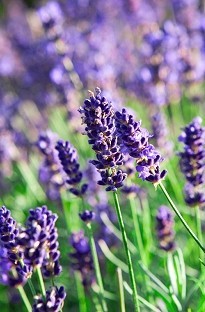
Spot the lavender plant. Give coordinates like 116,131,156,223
79,87,127,192
55,139,87,197
32,286,66,312
80,88,140,312
37,131,65,201
2,1,205,311
115,108,167,184
70,231,94,288
19,206,62,278
178,117,205,207
156,206,175,252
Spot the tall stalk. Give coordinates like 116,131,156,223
159,182,205,253
36,266,46,297
86,222,108,312
18,285,32,312
113,191,140,312
195,207,204,271
117,268,126,312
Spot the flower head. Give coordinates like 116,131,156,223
115,108,167,184
55,140,87,196
156,206,175,252
70,231,94,287
33,286,66,312
178,117,205,207
19,206,62,277
0,206,29,287
37,131,65,200
79,88,127,191
79,210,95,223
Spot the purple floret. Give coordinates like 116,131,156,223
79,210,95,223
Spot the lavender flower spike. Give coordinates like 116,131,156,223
79,88,127,191
156,206,175,252
178,117,205,207
33,286,66,312
19,206,62,278
70,231,94,288
0,206,28,287
55,140,87,196
115,108,167,184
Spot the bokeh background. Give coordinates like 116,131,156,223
0,0,205,311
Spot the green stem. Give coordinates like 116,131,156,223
117,268,126,312
100,211,136,254
28,279,36,297
75,271,87,312
18,259,36,296
129,197,153,301
195,207,204,272
18,286,32,312
36,266,46,297
113,191,140,312
129,197,147,265
141,196,153,258
86,223,108,312
98,239,128,273
159,182,205,253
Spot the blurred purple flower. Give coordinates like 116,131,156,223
156,206,175,252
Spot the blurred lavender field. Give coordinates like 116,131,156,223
0,0,205,311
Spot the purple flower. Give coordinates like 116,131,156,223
178,117,205,207
79,88,127,191
32,286,66,312
115,108,167,184
55,140,87,196
37,131,65,200
150,111,173,156
0,207,29,287
0,206,19,250
79,210,95,223
19,206,62,278
156,206,175,252
38,1,63,33
70,231,94,287
95,203,118,250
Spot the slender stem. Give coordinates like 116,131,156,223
113,191,140,312
28,279,36,296
195,207,205,279
92,291,103,312
100,211,136,254
86,223,108,312
129,197,147,265
117,268,126,312
196,207,204,260
159,182,205,253
75,271,87,312
18,286,32,312
141,197,153,259
129,197,153,301
18,258,36,296
98,239,128,273
36,266,46,297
